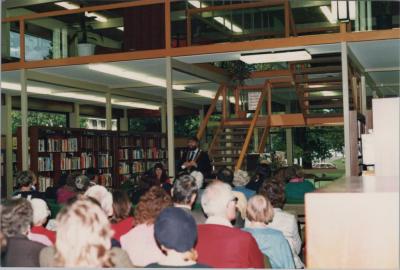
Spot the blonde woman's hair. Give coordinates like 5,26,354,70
54,197,114,268
246,195,274,224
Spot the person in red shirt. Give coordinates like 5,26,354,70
195,180,265,268
110,190,135,242
29,198,56,244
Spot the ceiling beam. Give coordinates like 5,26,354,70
171,59,230,85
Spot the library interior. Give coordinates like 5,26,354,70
0,0,399,269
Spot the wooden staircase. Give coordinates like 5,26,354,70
291,54,353,122
197,82,272,171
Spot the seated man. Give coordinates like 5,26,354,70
195,181,264,268
178,137,212,178
172,174,206,224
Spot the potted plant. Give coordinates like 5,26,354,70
70,13,97,56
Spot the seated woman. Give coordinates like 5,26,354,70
39,197,133,268
283,165,315,204
147,207,209,268
243,195,295,269
152,163,172,193
121,186,172,267
110,190,135,241
56,173,77,204
29,198,56,245
13,171,44,199
1,198,45,267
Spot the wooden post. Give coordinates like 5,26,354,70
235,89,267,171
196,85,224,140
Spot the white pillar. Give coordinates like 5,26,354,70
361,75,367,116
285,104,293,165
120,109,128,131
160,103,167,133
367,0,372,31
69,102,80,128
5,94,13,197
341,42,351,176
106,92,112,130
166,57,175,177
21,69,29,170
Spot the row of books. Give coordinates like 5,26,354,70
147,147,167,160
98,154,113,168
38,176,53,192
38,155,54,172
118,149,129,160
38,138,78,153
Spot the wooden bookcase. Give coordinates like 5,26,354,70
17,126,167,191
117,131,167,184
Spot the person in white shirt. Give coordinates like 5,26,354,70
259,179,304,268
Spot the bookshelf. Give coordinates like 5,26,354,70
117,132,167,184
17,127,167,191
1,135,18,197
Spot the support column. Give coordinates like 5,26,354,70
21,69,29,170
341,42,351,176
285,104,293,165
361,75,367,116
198,107,205,145
69,102,80,128
5,94,13,197
166,57,175,177
106,92,112,130
160,103,167,134
120,109,128,131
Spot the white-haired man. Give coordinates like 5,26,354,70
195,181,264,268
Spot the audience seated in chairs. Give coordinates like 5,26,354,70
259,178,304,268
120,186,172,267
195,180,265,268
243,195,295,269
1,198,45,267
39,197,133,268
147,207,209,268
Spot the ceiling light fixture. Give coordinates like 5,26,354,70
240,50,312,64
320,6,337,24
55,1,79,9
88,64,186,91
188,0,243,33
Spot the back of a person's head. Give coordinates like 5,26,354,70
135,186,172,225
111,190,132,223
216,167,234,186
29,198,50,226
172,174,198,205
258,178,285,209
190,170,204,189
74,174,90,191
233,170,250,187
201,181,233,217
0,198,33,237
55,197,113,267
246,195,274,224
154,207,198,260
293,164,304,178
16,170,34,189
84,185,113,217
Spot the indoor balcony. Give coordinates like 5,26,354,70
1,0,399,70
